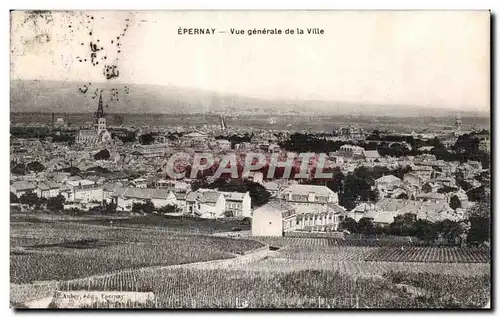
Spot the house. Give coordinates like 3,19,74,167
112,187,178,212
247,171,264,184
348,202,377,222
35,181,62,199
262,181,279,197
375,198,456,223
220,191,252,218
337,145,365,159
281,184,339,214
185,189,226,219
11,181,36,198
416,192,447,204
251,200,297,236
129,177,148,188
363,150,382,163
136,143,169,158
403,173,424,188
102,182,124,203
65,179,103,203
375,175,403,198
216,139,231,150
296,203,345,232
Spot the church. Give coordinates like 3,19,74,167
75,93,112,145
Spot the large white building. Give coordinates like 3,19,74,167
65,179,103,203
252,200,297,236
111,187,178,212
186,189,226,219
281,184,339,214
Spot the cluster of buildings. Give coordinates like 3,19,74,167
10,99,490,237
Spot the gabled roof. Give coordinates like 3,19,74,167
186,189,222,204
376,175,402,184
11,181,35,191
220,191,247,202
254,199,296,215
283,184,334,196
111,187,173,200
364,150,381,158
184,132,208,138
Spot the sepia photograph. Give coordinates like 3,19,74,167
9,10,491,309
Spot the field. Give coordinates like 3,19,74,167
10,216,491,309
10,218,263,284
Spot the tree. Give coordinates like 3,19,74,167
27,161,45,173
223,210,234,218
139,133,155,145
19,192,42,208
103,201,117,214
158,204,178,214
132,200,155,214
94,149,111,161
413,219,438,244
357,217,376,236
466,186,486,202
396,192,409,200
339,217,358,233
467,190,491,244
389,213,417,236
449,195,462,210
10,192,19,203
47,194,65,212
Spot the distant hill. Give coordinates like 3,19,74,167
10,79,489,118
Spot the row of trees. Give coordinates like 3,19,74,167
11,192,65,211
11,161,46,175
131,201,180,214
339,190,490,245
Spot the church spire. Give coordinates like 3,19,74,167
95,92,104,122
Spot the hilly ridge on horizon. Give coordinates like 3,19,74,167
10,79,489,118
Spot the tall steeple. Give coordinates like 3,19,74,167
95,92,104,122
219,113,227,131
454,113,462,132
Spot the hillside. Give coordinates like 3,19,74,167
10,79,489,117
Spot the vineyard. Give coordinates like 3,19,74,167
10,220,263,284
365,247,490,263
10,218,491,309
59,267,490,308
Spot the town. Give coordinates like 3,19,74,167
9,10,491,310
10,93,490,242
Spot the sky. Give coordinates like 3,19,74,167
10,10,490,113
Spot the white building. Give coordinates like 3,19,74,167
11,181,36,198
35,181,62,199
375,175,403,198
252,200,297,236
112,187,178,212
220,191,252,218
185,189,226,219
65,179,104,203
281,184,339,214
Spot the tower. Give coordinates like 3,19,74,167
454,114,462,133
219,113,227,131
95,92,107,134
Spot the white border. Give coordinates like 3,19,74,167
2,1,498,317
